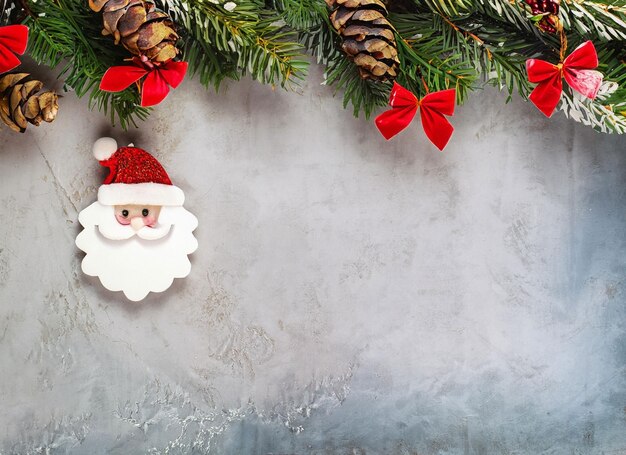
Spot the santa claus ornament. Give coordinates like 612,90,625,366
76,138,198,301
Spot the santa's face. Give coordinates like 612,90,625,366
96,204,171,241
115,205,162,230
76,200,198,301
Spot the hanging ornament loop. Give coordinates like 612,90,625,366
558,22,567,63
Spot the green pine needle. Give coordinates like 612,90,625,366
5,0,624,133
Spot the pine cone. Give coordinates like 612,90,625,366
0,73,59,133
89,0,179,64
326,0,400,81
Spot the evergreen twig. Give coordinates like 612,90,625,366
7,0,625,133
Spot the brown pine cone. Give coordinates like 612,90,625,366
89,0,179,64
326,0,400,81
0,73,59,133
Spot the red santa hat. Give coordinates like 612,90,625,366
93,137,184,206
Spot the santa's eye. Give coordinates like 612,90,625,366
121,210,129,217
142,209,149,217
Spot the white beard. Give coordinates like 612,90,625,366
76,201,198,301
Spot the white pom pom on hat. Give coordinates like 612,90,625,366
93,137,119,161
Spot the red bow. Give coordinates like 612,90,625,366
526,40,603,117
375,83,456,151
100,58,188,107
0,25,28,74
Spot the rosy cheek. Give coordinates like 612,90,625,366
143,215,158,227
115,214,131,225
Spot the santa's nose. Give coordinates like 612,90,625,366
130,217,145,231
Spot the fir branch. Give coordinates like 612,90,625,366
11,0,626,133
271,0,338,65
425,11,545,99
561,0,626,41
421,0,473,18
299,20,341,65
164,0,309,90
594,45,626,121
393,14,478,100
24,0,149,128
475,0,543,35
559,90,626,134
275,0,388,118
323,57,390,118
271,0,328,30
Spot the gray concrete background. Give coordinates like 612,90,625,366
0,64,625,454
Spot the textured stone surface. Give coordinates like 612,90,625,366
0,65,625,454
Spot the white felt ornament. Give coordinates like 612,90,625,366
76,138,198,301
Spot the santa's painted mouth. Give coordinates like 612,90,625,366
97,221,173,241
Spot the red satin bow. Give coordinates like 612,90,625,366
526,40,603,117
375,83,456,151
0,25,28,74
100,58,188,107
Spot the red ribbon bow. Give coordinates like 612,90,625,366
100,57,188,107
375,83,456,151
0,25,28,74
526,40,603,117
